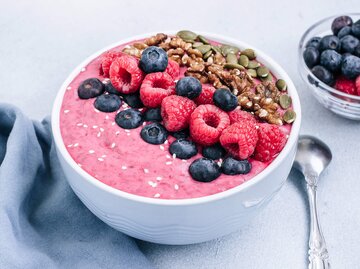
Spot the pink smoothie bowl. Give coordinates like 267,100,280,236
51,32,302,245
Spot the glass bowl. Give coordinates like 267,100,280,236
298,13,360,120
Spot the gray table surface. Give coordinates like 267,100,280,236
1,0,360,268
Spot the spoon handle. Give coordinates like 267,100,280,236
306,175,330,269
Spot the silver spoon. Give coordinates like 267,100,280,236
293,135,332,269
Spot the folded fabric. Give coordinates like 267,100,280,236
0,103,155,269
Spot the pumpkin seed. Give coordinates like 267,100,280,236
177,30,198,41
226,53,238,64
198,35,209,44
197,44,211,55
279,94,292,109
257,66,269,78
247,60,260,69
242,49,256,60
276,79,287,91
247,69,257,77
283,109,296,123
192,42,204,48
224,63,245,70
221,45,239,56
211,45,221,54
203,50,213,60
239,55,249,68
260,73,273,82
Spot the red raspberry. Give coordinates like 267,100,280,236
253,123,287,162
220,122,258,160
194,84,216,105
161,95,196,132
190,104,230,146
356,75,360,96
109,55,144,94
140,72,175,108
164,60,180,79
335,76,356,95
100,51,123,77
228,108,257,125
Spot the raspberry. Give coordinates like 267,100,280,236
228,109,257,125
100,51,123,77
253,123,287,162
109,55,144,94
194,84,216,105
140,72,175,108
164,60,180,79
190,104,230,146
161,95,196,132
220,122,258,160
356,75,360,96
335,76,356,95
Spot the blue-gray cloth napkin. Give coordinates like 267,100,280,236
0,103,155,269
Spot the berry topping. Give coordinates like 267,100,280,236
140,72,175,108
341,55,360,79
122,92,144,108
337,26,352,39
221,157,251,175
303,47,320,68
220,122,258,160
189,158,221,182
172,129,190,139
311,65,335,86
109,55,144,94
253,123,287,162
144,108,162,122
194,84,216,105
94,94,121,112
354,44,360,57
169,139,198,160
352,21,360,39
228,108,257,125
164,60,180,79
356,75,360,95
190,104,230,146
335,76,357,95
175,76,202,99
202,143,226,160
115,109,143,129
331,16,353,35
319,35,341,52
213,88,238,111
100,51,122,77
340,35,359,53
139,46,168,73
78,78,105,99
161,95,196,132
320,49,342,72
104,82,121,95
140,122,168,145
305,37,321,49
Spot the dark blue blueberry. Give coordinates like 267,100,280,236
189,158,221,182
303,47,320,68
213,88,238,112
341,55,360,79
169,139,197,160
331,16,353,35
172,129,189,139
320,49,342,72
104,82,121,95
305,37,321,49
354,45,360,57
340,35,359,53
221,157,251,175
94,94,121,112
311,65,335,86
122,92,144,108
115,109,143,129
175,77,202,99
78,78,104,99
144,108,162,122
202,143,226,160
318,35,341,52
337,26,352,39
139,46,168,73
140,123,168,145
351,20,360,39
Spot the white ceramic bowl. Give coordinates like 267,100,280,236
52,32,302,245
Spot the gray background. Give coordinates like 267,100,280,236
1,0,360,268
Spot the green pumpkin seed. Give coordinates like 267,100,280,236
242,49,256,60
279,94,292,109
192,42,204,48
247,60,260,69
224,63,245,70
276,79,287,91
247,69,257,77
257,66,269,78
239,55,249,68
283,109,296,123
211,45,221,54
198,35,209,44
197,44,211,55
177,30,198,41
226,53,238,64
260,73,273,82
203,50,213,60
221,45,239,56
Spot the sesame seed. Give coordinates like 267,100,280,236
286,135,289,138
101,155,106,158
174,184,179,190
94,108,100,113
98,158,104,162
166,155,171,159
124,129,130,133
148,181,157,187
121,165,127,170
105,115,109,120
182,159,187,163
160,145,165,150
142,122,146,126
115,131,120,135
255,125,260,129
124,45,131,49
100,128,105,132
77,163,82,167
64,110,70,114
83,124,88,128
66,86,72,90
154,193,161,198
126,133,130,136
156,176,162,181
76,123,83,126
73,143,79,147
165,161,172,165
111,122,116,126
97,132,101,137
172,153,176,159
164,140,168,144
111,143,116,148
123,103,129,108
81,67,86,72
89,150,95,154
144,168,149,173
67,144,73,148
93,125,98,129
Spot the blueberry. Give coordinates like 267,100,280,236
331,15,353,35
340,35,359,53
337,26,352,39
213,88,238,112
352,21,360,39
305,37,321,49
139,46,168,73
202,143,226,160
318,35,341,52
320,50,342,72
354,45,360,57
78,78,104,99
94,94,121,112
342,52,352,60
122,92,144,108
140,123,168,145
104,82,121,95
221,157,251,175
341,55,360,79
169,139,197,160
175,77,202,99
115,109,143,129
311,65,335,86
144,108,162,122
189,158,221,182
303,47,320,68
172,129,190,139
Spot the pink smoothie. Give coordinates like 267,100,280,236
60,39,292,199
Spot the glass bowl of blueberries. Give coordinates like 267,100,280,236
299,13,360,120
